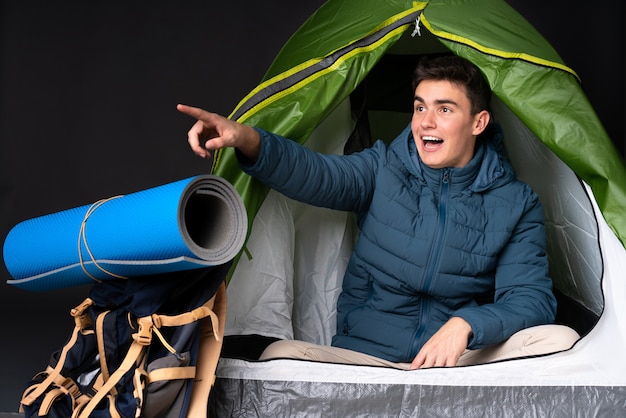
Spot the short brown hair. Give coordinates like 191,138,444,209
412,55,491,115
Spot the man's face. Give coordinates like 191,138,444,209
411,79,489,169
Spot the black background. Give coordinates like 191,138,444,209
0,0,623,412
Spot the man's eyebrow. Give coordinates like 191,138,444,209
413,95,459,107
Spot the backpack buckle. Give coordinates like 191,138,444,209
135,317,153,346
61,377,80,398
70,298,94,329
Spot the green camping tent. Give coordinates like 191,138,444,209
208,0,626,415
215,0,625,250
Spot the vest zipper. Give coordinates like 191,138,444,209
411,169,450,357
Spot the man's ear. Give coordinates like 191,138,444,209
472,110,490,136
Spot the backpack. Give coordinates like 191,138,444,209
19,264,229,418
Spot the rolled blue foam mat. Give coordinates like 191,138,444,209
3,175,247,291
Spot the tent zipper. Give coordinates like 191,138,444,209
230,10,423,123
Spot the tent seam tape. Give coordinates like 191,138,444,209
226,5,424,124
236,26,411,125
419,13,580,81
213,7,424,172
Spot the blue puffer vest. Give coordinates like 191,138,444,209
242,124,556,363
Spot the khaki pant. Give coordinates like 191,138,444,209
259,324,580,369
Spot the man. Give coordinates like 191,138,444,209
177,55,579,369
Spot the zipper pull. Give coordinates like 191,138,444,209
442,169,450,184
411,15,422,37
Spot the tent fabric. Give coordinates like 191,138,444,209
223,101,355,343
3,175,247,291
204,0,626,415
491,99,605,318
213,0,626,252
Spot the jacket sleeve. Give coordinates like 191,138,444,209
453,189,558,350
237,128,381,214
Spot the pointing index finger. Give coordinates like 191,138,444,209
177,103,206,119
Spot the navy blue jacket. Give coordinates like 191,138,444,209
239,124,556,363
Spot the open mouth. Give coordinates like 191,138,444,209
422,135,444,150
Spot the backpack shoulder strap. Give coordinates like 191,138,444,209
20,298,94,409
76,320,151,418
186,281,227,417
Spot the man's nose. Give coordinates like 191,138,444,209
420,110,436,128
